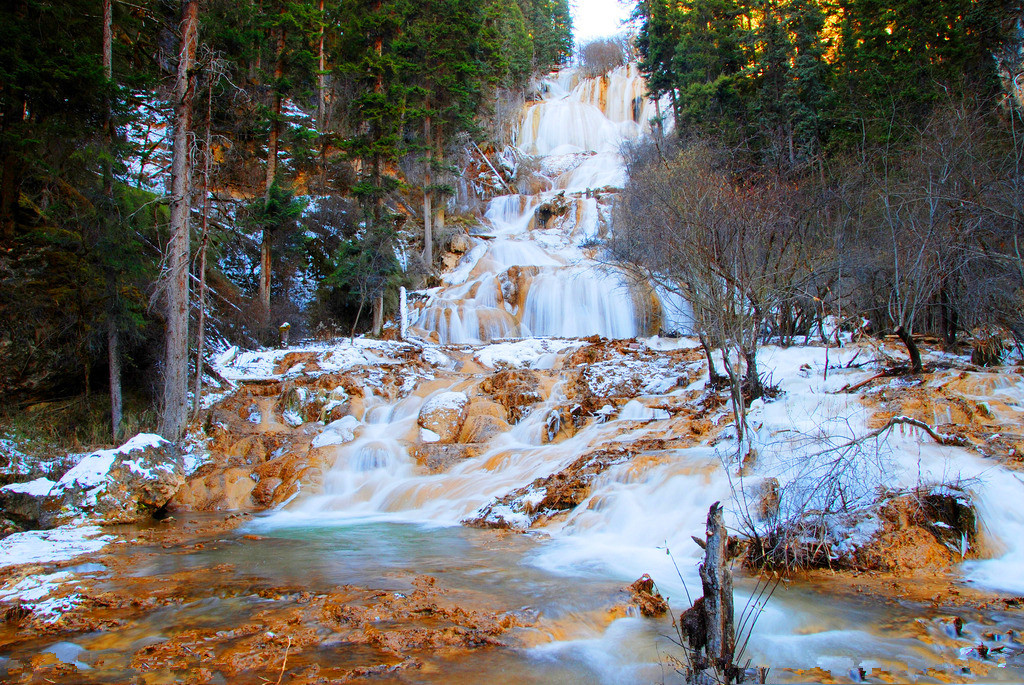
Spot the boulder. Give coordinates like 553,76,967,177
410,443,482,472
458,414,510,444
93,438,185,524
45,434,184,525
0,478,56,525
449,233,470,254
417,392,469,443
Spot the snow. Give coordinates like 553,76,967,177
0,523,113,569
312,416,360,448
441,244,488,285
421,347,453,369
421,391,468,414
0,571,72,602
420,428,441,443
474,338,583,369
2,477,56,497
52,434,168,496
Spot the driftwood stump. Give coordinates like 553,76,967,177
681,501,739,682
699,501,736,675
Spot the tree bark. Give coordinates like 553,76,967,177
160,0,199,441
895,324,923,374
108,318,122,441
259,14,286,323
193,76,213,421
371,293,384,336
699,501,736,680
102,0,123,442
422,109,433,267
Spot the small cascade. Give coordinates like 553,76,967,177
410,63,679,344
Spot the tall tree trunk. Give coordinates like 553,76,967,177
422,109,433,267
371,293,383,336
102,0,123,442
433,123,445,234
160,0,199,441
317,0,326,131
259,16,286,323
316,0,327,186
108,319,122,441
193,77,213,421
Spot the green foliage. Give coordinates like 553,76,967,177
633,0,1014,159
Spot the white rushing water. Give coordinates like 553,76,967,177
409,64,681,344
255,65,1024,682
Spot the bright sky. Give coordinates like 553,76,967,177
571,0,636,45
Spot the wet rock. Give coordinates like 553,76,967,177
411,443,482,472
467,446,636,529
417,391,469,443
458,414,510,444
480,370,542,423
534,192,570,227
628,574,668,617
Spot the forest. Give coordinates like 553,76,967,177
618,0,1024,398
0,0,572,442
3,0,1024,682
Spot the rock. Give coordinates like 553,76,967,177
628,574,668,617
480,370,542,423
449,233,470,254
94,439,185,524
33,434,185,525
276,386,308,427
441,252,460,271
251,477,283,507
417,392,469,443
458,414,510,444
534,192,570,227
0,478,56,524
410,443,482,472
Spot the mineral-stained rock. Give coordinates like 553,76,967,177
26,434,187,525
480,370,542,423
410,443,482,472
0,478,56,525
449,233,470,254
417,392,469,443
629,574,668,617
458,414,510,444
93,440,185,524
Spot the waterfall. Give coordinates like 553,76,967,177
409,64,678,344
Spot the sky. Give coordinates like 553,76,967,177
571,0,636,44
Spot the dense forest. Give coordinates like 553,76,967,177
615,0,1024,405
0,0,572,440
2,0,1024,449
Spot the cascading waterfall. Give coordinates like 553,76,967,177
258,64,1024,682
408,64,680,344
